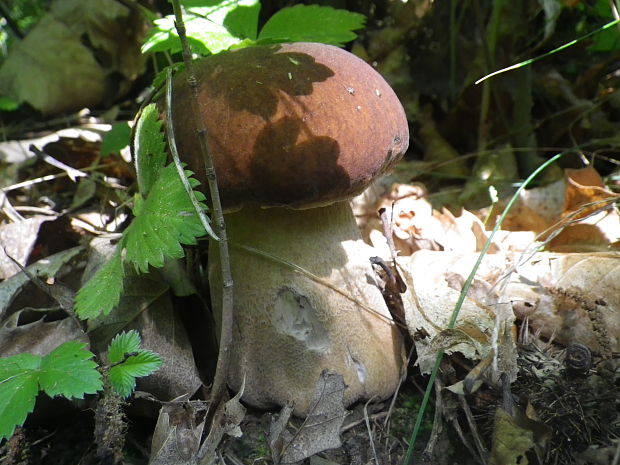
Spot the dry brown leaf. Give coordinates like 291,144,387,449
366,183,494,256
269,370,346,464
481,166,620,251
563,166,616,218
150,396,208,465
507,252,620,355
399,251,503,374
0,216,52,280
491,178,565,232
0,16,104,115
0,246,82,320
401,250,620,372
0,313,86,358
199,387,247,464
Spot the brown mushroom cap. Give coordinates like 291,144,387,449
171,42,409,210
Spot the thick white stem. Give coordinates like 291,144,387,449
209,201,404,415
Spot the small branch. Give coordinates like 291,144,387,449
30,145,88,182
2,246,84,331
165,72,218,242
168,0,234,407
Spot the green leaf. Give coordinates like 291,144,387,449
124,164,206,273
0,354,40,442
588,26,620,52
258,5,366,47
222,0,261,40
142,16,221,55
134,103,167,197
0,345,102,441
0,96,21,111
107,331,162,398
101,121,131,156
108,330,141,363
39,342,102,398
109,351,162,398
142,0,260,55
74,247,125,319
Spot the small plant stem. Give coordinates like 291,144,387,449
169,0,234,406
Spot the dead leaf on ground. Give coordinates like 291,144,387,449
364,183,495,256
485,166,620,251
0,216,53,279
0,15,105,115
0,311,86,358
199,383,247,463
507,252,620,356
269,370,346,464
400,250,620,372
149,395,208,465
0,0,146,115
0,246,82,320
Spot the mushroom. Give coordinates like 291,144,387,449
170,42,409,415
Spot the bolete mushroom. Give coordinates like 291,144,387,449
170,42,409,415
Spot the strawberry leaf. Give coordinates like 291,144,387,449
124,164,206,273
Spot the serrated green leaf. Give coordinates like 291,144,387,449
109,351,162,398
0,346,101,442
135,104,167,197
0,367,39,441
101,121,131,156
74,248,125,319
0,353,42,441
258,5,365,46
39,342,102,398
108,330,142,363
124,164,206,273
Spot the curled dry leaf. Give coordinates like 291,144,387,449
487,166,620,252
0,216,52,280
507,252,620,357
400,250,620,374
399,250,508,376
150,396,208,465
269,370,346,464
364,183,494,256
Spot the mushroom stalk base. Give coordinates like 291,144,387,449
209,201,404,415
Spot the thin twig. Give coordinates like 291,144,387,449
364,397,380,465
2,247,84,331
169,0,234,407
29,145,88,181
165,72,218,242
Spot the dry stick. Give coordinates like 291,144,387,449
169,0,234,406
